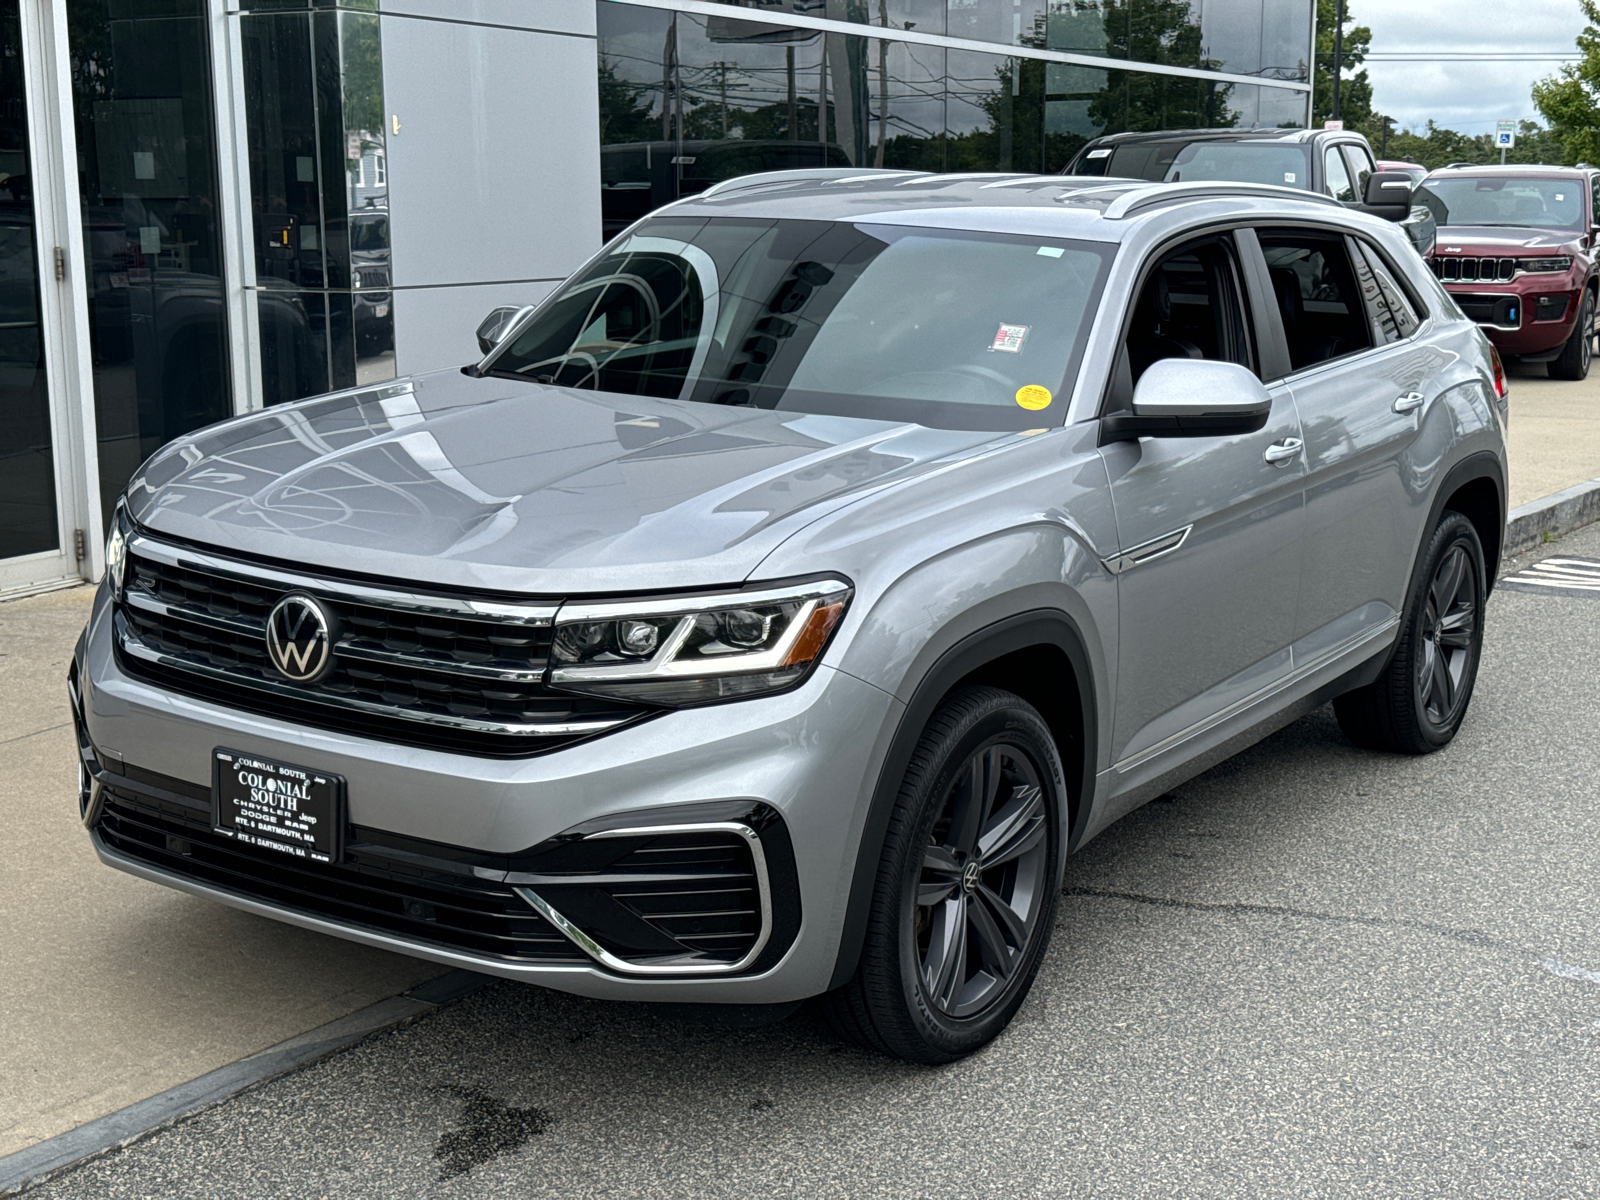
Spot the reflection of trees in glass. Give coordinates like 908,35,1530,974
1089,0,1234,134
340,13,384,141
598,56,660,144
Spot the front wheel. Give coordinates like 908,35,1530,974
1549,291,1594,381
821,686,1065,1063
1334,511,1486,754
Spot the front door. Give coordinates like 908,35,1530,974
1099,232,1306,774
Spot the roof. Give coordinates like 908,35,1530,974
1427,163,1591,178
1079,127,1333,148
665,170,1349,240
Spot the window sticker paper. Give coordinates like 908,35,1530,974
1284,172,1296,183
1036,246,1065,258
991,323,1029,353
1015,384,1052,410
1087,148,1113,159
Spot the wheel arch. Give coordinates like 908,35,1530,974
1433,451,1506,593
825,610,1098,992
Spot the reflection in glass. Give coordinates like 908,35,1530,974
598,2,1292,199
242,5,392,405
0,0,57,560
67,0,233,521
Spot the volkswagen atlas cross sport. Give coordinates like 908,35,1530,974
73,172,1509,1064
1414,164,1600,380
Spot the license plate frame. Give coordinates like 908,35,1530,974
212,748,345,865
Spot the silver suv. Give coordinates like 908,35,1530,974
73,174,1509,1063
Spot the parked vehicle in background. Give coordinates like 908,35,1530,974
600,139,852,239
1066,128,1437,258
76,174,1506,1065
1377,160,1429,188
350,207,393,357
1415,164,1600,380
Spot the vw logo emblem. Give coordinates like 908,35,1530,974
265,593,334,683
961,861,981,895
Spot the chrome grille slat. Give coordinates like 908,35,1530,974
115,533,645,756
1432,255,1518,284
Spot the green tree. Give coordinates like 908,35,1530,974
1533,0,1600,165
1311,0,1372,128
1358,118,1567,168
597,56,659,145
1089,0,1234,134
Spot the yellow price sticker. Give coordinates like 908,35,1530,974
1015,384,1052,411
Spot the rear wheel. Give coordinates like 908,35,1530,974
821,686,1065,1063
1549,290,1594,381
1334,511,1486,754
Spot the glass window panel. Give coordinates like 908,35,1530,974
1257,81,1307,128
1323,144,1354,201
69,0,232,520
242,4,390,403
0,0,58,559
1261,0,1312,83
1197,0,1261,79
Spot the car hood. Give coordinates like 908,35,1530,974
1434,225,1582,254
126,370,1008,595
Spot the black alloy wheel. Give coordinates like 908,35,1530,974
821,686,1065,1063
914,742,1050,1019
1334,511,1486,754
1414,542,1478,728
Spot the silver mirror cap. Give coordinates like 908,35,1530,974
1130,357,1273,419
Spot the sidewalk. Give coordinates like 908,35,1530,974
1505,362,1600,507
3,367,1599,1169
0,587,441,1160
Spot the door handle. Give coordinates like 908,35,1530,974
1392,391,1425,413
1263,437,1303,465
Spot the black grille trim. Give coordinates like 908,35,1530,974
92,777,587,964
1432,255,1517,284
114,535,650,758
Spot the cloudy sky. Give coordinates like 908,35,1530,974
1360,1,1589,133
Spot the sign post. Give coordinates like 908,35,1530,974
1496,120,1517,165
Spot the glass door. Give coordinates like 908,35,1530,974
0,0,66,590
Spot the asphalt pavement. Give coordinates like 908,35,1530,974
22,524,1600,1199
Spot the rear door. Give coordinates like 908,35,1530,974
1252,225,1443,665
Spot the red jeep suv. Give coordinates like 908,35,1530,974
1415,164,1600,379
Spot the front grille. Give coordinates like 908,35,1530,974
114,536,646,757
583,833,763,960
1432,256,1516,283
94,779,586,963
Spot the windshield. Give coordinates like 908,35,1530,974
1416,177,1584,230
487,217,1114,431
1076,140,1312,189
351,215,388,252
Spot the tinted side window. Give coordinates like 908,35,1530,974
1122,235,1256,386
1353,239,1422,341
1324,147,1356,202
1591,175,1600,226
1259,231,1374,371
1342,144,1375,200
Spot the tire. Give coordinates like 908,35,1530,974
1334,511,1486,754
820,686,1065,1063
1548,291,1594,381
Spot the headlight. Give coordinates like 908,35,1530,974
1521,256,1574,274
104,505,129,600
548,578,852,706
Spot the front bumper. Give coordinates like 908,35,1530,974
1443,281,1583,356
75,584,901,1003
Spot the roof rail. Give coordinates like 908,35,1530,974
1098,180,1343,220
698,167,916,199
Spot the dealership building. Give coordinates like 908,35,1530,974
0,0,1314,597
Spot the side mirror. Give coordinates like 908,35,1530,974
476,305,533,356
1102,358,1273,441
1363,170,1415,220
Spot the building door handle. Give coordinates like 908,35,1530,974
1263,437,1303,465
1393,391,1426,413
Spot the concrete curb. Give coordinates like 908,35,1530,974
0,969,494,1196
1505,477,1600,557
